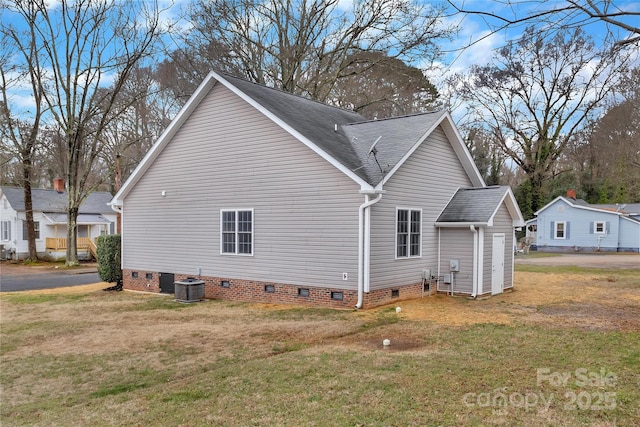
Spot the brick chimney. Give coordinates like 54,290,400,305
566,189,576,200
54,178,65,193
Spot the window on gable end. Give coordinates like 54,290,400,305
396,208,421,258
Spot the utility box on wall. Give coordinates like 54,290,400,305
449,259,460,272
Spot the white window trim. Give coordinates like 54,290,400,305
1,220,10,241
395,207,422,259
594,221,606,234
22,220,41,241
220,208,254,256
554,221,566,240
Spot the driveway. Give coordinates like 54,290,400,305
0,262,104,292
515,253,640,269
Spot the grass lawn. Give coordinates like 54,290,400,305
1,266,639,426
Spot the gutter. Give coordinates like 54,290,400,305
109,202,122,214
356,192,383,309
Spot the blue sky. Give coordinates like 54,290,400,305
3,0,639,117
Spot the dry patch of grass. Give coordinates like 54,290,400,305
1,268,639,426
396,270,640,331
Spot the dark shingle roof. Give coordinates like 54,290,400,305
220,73,446,186
221,74,372,182
437,186,510,223
1,186,113,214
342,111,446,185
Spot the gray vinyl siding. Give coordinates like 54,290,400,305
122,83,361,289
481,204,514,294
437,228,474,294
368,126,473,289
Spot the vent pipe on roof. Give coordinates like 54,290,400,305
334,123,337,132
54,178,64,193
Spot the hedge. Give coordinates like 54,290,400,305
96,234,122,283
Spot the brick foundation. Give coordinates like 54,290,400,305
123,269,425,309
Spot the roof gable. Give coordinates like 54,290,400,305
436,186,524,226
111,71,485,204
535,196,635,217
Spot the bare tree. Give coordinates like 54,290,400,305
181,0,454,105
5,0,165,265
463,127,504,186
566,67,640,203
99,65,180,193
451,26,633,215
448,0,640,48
329,51,440,119
0,1,45,261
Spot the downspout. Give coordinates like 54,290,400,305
437,228,441,289
109,203,123,270
356,193,383,309
470,225,478,298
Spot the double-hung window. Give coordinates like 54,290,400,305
22,221,40,240
554,221,566,239
221,209,253,255
396,208,421,258
1,221,10,241
594,221,606,234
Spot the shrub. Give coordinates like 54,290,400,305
97,235,122,283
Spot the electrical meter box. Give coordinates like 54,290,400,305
449,259,460,272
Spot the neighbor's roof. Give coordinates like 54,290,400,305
111,71,483,204
42,213,112,225
535,196,640,217
1,186,113,214
591,203,640,215
435,186,524,227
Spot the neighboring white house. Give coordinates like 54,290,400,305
533,190,640,253
0,182,116,260
109,71,524,309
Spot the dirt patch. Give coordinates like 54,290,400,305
385,271,640,331
1,270,639,361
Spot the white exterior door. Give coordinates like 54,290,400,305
491,233,505,295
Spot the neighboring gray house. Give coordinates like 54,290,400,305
533,191,640,253
1,182,116,260
109,71,525,309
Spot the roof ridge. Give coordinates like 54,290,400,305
342,110,445,126
218,72,362,117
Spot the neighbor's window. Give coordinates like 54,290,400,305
22,221,40,240
396,208,421,258
554,221,566,239
221,209,253,255
1,221,10,241
594,221,606,234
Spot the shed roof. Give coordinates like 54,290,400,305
1,186,113,214
436,186,524,227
